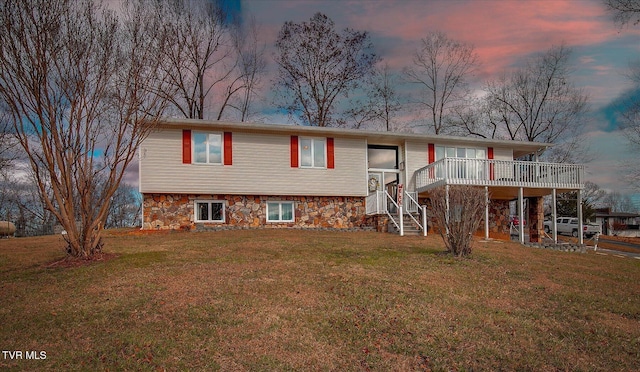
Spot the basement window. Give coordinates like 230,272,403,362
266,201,294,222
195,200,225,223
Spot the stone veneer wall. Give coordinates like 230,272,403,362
143,193,530,242
488,200,511,240
142,194,371,230
527,196,544,243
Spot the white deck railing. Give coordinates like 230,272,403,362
366,190,387,215
415,158,584,192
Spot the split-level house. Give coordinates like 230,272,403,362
139,119,585,243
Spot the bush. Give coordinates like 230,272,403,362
430,186,487,257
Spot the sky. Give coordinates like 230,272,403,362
230,0,640,201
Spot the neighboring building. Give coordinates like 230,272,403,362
594,208,640,237
139,119,585,243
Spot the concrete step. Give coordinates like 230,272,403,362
387,215,424,236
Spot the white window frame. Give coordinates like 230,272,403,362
435,145,487,160
194,200,226,223
299,137,327,169
266,201,295,223
193,132,223,164
435,145,487,180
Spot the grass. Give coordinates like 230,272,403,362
0,229,639,371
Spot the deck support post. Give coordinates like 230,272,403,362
422,205,428,237
578,189,583,245
552,189,558,243
485,186,489,240
518,187,525,244
445,185,450,236
399,205,404,237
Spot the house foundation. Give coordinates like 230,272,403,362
142,194,371,231
142,193,536,243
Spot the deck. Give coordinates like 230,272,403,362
415,158,584,196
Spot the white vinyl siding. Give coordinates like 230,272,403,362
492,147,512,161
404,141,427,191
140,130,367,196
492,147,513,180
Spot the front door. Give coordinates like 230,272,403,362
368,145,400,210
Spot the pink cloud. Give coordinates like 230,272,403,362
244,0,639,108
343,0,637,76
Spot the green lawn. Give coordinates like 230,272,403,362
0,229,638,371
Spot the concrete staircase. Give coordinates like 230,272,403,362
388,213,423,236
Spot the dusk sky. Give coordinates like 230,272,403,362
234,0,640,201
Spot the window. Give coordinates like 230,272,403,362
300,138,326,168
267,201,294,222
193,132,222,164
194,200,225,222
435,145,487,179
435,146,486,161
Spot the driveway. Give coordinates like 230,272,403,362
592,247,640,259
592,236,640,260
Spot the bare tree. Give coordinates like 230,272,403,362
217,15,267,122
152,0,228,120
0,174,57,237
556,181,605,220
604,0,640,26
623,61,640,144
429,186,487,257
147,0,266,121
404,32,479,135
0,101,17,174
447,96,499,139
484,45,588,143
621,62,640,189
0,0,169,258
274,13,379,127
602,191,637,213
106,182,142,229
369,63,404,131
602,3,640,189
341,63,403,130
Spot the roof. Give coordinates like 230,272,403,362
595,212,640,218
153,118,553,158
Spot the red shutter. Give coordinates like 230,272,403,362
428,144,435,178
488,147,494,180
290,136,299,168
327,138,335,169
224,132,232,165
182,130,191,164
